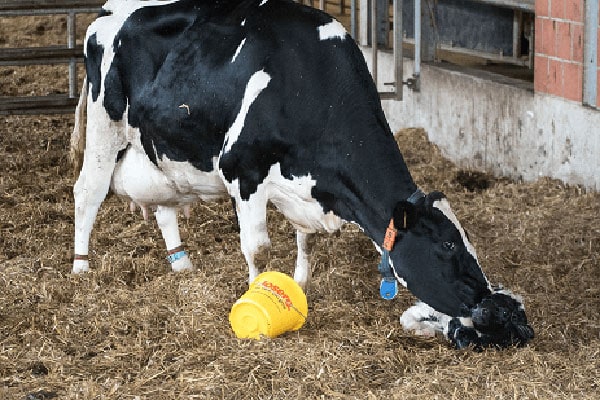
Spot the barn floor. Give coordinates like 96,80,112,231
1,7,600,400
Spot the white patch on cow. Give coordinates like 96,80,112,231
241,18,246,26
259,0,269,6
433,198,492,290
219,162,343,285
317,20,347,41
265,163,343,233
157,155,226,201
111,125,226,207
231,38,246,63
222,70,271,154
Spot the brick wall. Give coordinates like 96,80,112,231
534,0,586,102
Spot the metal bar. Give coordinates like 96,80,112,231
0,46,84,64
463,0,534,12
414,0,421,77
67,11,78,98
583,0,598,107
393,0,403,100
350,0,357,38
0,95,79,115
0,8,100,17
0,0,104,11
371,0,378,87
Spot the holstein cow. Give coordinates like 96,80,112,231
71,0,533,348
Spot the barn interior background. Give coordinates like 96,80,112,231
1,0,599,399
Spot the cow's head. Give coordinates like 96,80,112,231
389,191,491,317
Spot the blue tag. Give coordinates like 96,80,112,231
380,278,398,300
166,250,186,264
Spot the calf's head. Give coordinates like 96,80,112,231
471,291,534,345
447,291,534,350
389,191,491,317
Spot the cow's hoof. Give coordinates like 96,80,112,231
171,255,194,272
72,260,90,274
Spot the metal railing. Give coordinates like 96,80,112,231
0,0,103,114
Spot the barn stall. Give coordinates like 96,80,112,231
1,2,599,399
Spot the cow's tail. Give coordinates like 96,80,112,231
70,77,87,179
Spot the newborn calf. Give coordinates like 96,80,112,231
401,288,534,350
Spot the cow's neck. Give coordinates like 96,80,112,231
351,179,419,248
315,140,419,248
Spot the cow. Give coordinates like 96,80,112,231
71,0,532,348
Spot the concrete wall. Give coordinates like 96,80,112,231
363,47,600,190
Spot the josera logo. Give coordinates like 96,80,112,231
259,280,294,310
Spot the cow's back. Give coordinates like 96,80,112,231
85,0,412,226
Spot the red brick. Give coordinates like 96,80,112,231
555,21,572,60
547,58,563,97
571,23,584,62
562,62,582,101
540,18,556,56
534,55,549,93
564,0,583,22
534,18,544,54
536,0,549,17
550,0,565,19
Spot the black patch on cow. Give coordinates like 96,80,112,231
100,0,260,170
85,33,103,102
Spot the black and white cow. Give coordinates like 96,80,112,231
71,0,532,348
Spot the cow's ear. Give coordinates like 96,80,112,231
393,201,419,230
425,191,446,209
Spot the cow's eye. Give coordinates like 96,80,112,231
443,241,456,251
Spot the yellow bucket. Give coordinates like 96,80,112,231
229,271,308,339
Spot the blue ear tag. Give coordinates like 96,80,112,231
377,249,398,300
380,278,398,300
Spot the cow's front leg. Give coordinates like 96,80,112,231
293,231,313,291
235,192,270,285
154,206,193,272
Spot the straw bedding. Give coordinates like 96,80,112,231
1,11,599,400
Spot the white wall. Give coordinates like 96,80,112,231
362,47,600,191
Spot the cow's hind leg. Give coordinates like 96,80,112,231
154,206,193,272
72,104,126,273
234,191,270,285
73,150,124,270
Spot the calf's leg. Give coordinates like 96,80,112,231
293,231,314,291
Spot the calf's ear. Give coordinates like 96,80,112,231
515,323,535,342
393,201,418,230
